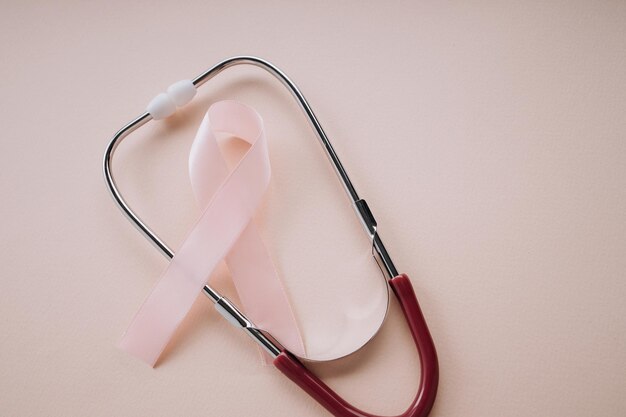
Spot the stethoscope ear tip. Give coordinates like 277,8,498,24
146,80,197,120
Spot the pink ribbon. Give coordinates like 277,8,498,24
119,100,305,366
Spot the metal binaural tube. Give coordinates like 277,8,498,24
103,56,400,359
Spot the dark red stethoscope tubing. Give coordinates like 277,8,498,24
274,274,439,417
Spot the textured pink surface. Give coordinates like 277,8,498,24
1,1,625,417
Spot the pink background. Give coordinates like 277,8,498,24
1,1,625,416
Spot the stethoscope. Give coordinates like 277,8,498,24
104,56,438,417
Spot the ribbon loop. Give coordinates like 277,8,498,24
120,100,304,366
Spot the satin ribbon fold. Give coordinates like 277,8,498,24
119,100,304,366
